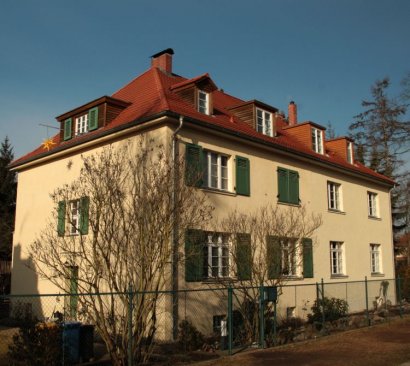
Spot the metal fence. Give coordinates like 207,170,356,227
0,277,408,365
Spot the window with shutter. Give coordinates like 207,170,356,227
277,167,299,205
57,201,66,236
65,266,78,319
267,236,281,279
79,196,90,235
236,156,250,196
236,233,251,280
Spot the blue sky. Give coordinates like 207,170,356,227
1,0,409,160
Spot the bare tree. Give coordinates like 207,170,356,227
29,138,213,365
211,204,322,343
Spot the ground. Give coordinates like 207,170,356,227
195,316,410,366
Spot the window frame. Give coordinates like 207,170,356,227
330,241,344,276
312,127,324,154
280,238,299,277
256,108,273,137
203,150,230,191
327,181,342,211
370,243,382,274
69,199,81,236
75,114,89,136
198,90,210,115
203,232,230,279
367,191,379,218
347,142,353,164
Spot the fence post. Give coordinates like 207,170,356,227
273,299,277,346
365,276,370,326
259,284,265,348
128,284,133,366
321,278,326,330
228,286,233,355
397,275,403,318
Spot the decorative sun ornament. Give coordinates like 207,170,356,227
42,138,56,151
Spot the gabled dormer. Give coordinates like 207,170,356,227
326,137,355,164
283,121,326,155
170,74,217,116
227,100,279,137
56,96,130,142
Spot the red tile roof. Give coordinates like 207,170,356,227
10,65,395,186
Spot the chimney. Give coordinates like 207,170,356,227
151,48,174,73
288,101,297,126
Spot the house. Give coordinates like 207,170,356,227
9,49,395,337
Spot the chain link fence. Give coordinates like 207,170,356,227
0,277,408,365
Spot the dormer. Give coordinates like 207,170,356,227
56,96,130,142
283,121,326,154
227,100,278,137
326,137,355,164
170,74,217,115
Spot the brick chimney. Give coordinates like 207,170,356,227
151,48,174,73
288,101,297,126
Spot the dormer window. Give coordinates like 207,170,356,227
347,142,353,164
256,108,272,136
198,90,209,115
75,114,88,136
312,127,323,154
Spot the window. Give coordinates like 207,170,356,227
256,108,273,136
281,238,298,276
368,192,378,217
277,167,299,205
198,90,209,114
203,233,229,278
312,127,323,154
57,197,89,236
347,142,353,164
327,182,342,211
203,151,229,191
330,241,344,275
75,114,88,136
370,244,381,273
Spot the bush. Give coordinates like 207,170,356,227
8,321,63,365
308,297,349,324
177,319,204,351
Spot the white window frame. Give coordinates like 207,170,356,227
368,192,378,218
75,114,88,136
203,151,229,191
198,90,209,115
204,233,229,278
330,241,344,275
312,127,323,154
370,244,382,273
256,108,273,137
69,200,80,235
347,142,353,164
327,181,342,211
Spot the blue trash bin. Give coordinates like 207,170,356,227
63,322,81,364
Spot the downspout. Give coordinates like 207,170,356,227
172,115,184,341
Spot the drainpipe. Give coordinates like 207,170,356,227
172,115,184,341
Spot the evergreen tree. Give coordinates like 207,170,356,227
0,137,16,259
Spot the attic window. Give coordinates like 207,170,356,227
256,108,272,137
63,106,99,141
75,114,88,136
198,90,209,115
312,127,323,154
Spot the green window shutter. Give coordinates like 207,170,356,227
79,196,90,235
185,229,205,282
288,170,300,204
63,118,72,141
185,143,204,187
57,201,66,237
267,236,281,279
277,168,289,203
69,266,79,318
302,238,314,278
236,156,250,196
88,107,99,131
236,233,252,280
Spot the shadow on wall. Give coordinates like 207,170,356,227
8,244,44,321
